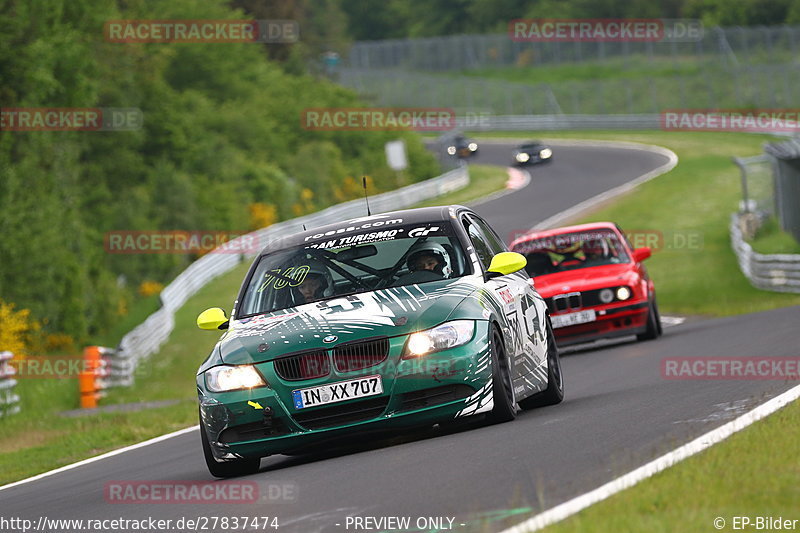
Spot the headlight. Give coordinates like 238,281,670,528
205,365,266,392
468,142,478,151
599,288,614,304
539,148,552,159
403,320,475,358
616,286,631,301
447,146,456,155
515,152,530,163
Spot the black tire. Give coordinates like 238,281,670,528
655,299,663,336
637,298,662,341
489,326,518,423
519,318,564,409
200,420,260,478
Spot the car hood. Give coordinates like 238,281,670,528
218,278,479,365
533,264,638,296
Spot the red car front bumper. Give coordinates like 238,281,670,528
551,300,650,346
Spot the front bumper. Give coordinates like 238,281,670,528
551,300,649,346
198,326,493,459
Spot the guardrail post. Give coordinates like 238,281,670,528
0,351,20,417
79,346,101,408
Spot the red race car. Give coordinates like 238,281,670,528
510,222,662,346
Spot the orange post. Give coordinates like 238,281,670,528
79,346,101,408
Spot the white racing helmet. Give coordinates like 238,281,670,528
300,258,334,298
405,241,451,277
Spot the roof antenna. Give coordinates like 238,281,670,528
302,224,306,231
362,176,372,216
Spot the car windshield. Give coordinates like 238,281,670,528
237,222,470,317
512,229,630,277
521,143,542,150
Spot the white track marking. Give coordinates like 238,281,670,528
499,383,800,533
660,315,686,327
470,167,532,207
0,425,199,492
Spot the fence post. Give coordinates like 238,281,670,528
0,351,20,417
79,346,101,408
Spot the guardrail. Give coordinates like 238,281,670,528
730,213,800,293
451,114,800,134
460,114,662,131
0,351,20,417
112,165,470,385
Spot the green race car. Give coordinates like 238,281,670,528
196,205,563,477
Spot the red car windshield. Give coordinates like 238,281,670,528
512,229,631,277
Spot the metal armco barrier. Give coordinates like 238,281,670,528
78,346,112,409
730,213,800,293
0,351,20,417
111,165,470,387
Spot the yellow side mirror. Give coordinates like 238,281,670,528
197,307,229,330
486,252,527,278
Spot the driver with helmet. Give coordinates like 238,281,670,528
294,259,334,304
397,241,451,284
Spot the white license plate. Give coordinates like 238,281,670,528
292,375,383,409
551,309,596,329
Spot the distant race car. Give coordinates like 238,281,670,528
196,206,563,477
510,222,662,347
446,135,479,158
513,141,552,165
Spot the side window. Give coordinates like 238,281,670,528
470,216,507,255
462,218,494,269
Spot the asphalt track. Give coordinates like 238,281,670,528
2,141,798,533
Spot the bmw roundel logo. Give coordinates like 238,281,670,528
323,335,338,343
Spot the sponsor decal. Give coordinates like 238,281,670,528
303,218,404,242
497,288,515,304
408,226,440,238
306,229,403,249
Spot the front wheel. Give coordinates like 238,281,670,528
519,318,564,409
637,298,662,341
200,419,261,478
489,327,518,423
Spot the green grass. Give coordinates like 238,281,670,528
750,217,800,255
0,261,250,485
95,293,161,348
467,130,800,316
541,399,800,533
413,164,509,208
